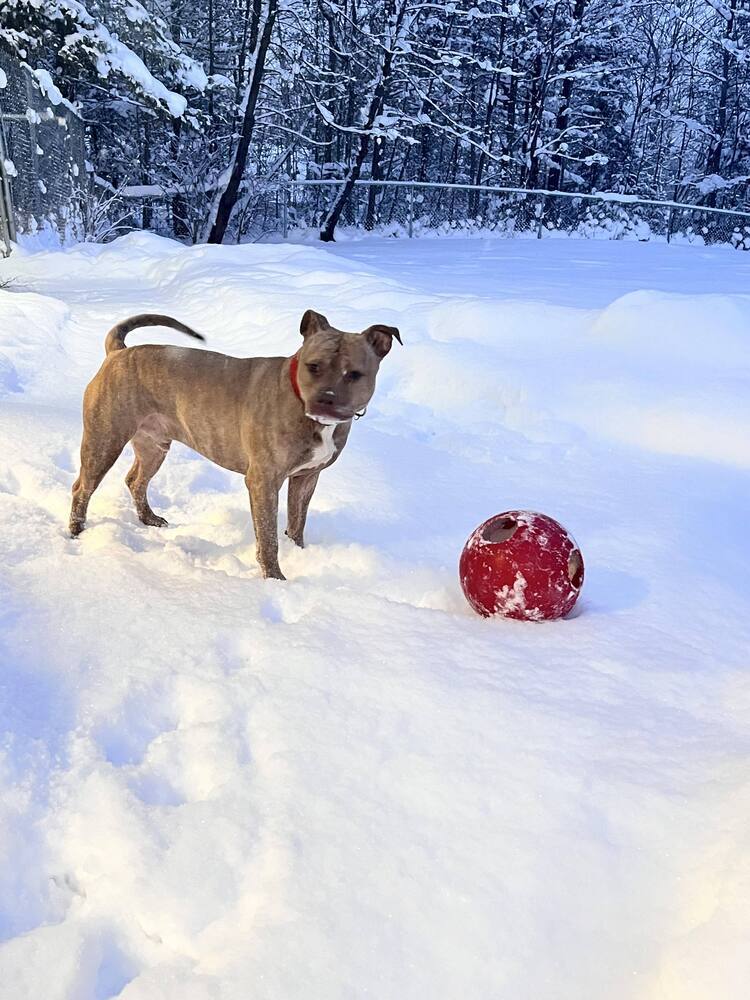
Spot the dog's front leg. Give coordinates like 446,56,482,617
246,472,285,580
286,471,320,548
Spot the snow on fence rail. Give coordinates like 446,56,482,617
116,178,750,250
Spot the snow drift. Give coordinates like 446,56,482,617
0,234,748,1000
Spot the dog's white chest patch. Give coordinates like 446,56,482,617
291,424,337,476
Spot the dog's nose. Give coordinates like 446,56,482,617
322,389,335,398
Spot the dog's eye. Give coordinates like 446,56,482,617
347,371,363,382
306,363,321,375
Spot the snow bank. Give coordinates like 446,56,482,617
0,235,748,999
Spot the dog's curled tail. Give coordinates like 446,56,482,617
104,314,205,356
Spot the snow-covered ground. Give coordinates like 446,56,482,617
0,234,748,1000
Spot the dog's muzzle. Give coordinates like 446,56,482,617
306,396,353,423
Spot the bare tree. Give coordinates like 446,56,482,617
206,0,279,243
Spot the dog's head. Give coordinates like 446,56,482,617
295,310,402,423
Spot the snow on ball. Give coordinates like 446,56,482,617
460,511,584,621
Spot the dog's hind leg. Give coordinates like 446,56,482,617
70,427,130,536
125,431,171,528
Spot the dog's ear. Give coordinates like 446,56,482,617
363,324,402,359
300,310,330,338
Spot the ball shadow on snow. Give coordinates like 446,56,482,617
572,566,649,617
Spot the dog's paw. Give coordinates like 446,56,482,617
262,566,287,581
139,512,169,528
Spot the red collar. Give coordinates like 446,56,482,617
289,353,303,401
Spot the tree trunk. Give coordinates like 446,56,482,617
704,2,734,205
547,0,586,192
320,52,394,241
141,114,152,230
319,131,373,242
207,0,277,244
168,0,188,238
365,137,384,229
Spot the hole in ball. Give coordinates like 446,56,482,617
568,550,583,589
482,517,518,544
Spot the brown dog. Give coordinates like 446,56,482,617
70,310,401,579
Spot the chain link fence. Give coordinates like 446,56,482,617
282,181,750,248
113,178,750,250
0,52,87,254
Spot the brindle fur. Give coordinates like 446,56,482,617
70,310,401,579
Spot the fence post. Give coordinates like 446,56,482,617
0,119,15,251
25,75,43,219
536,194,546,239
281,178,289,239
666,206,674,244
408,184,414,238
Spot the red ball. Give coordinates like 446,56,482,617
460,511,584,621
